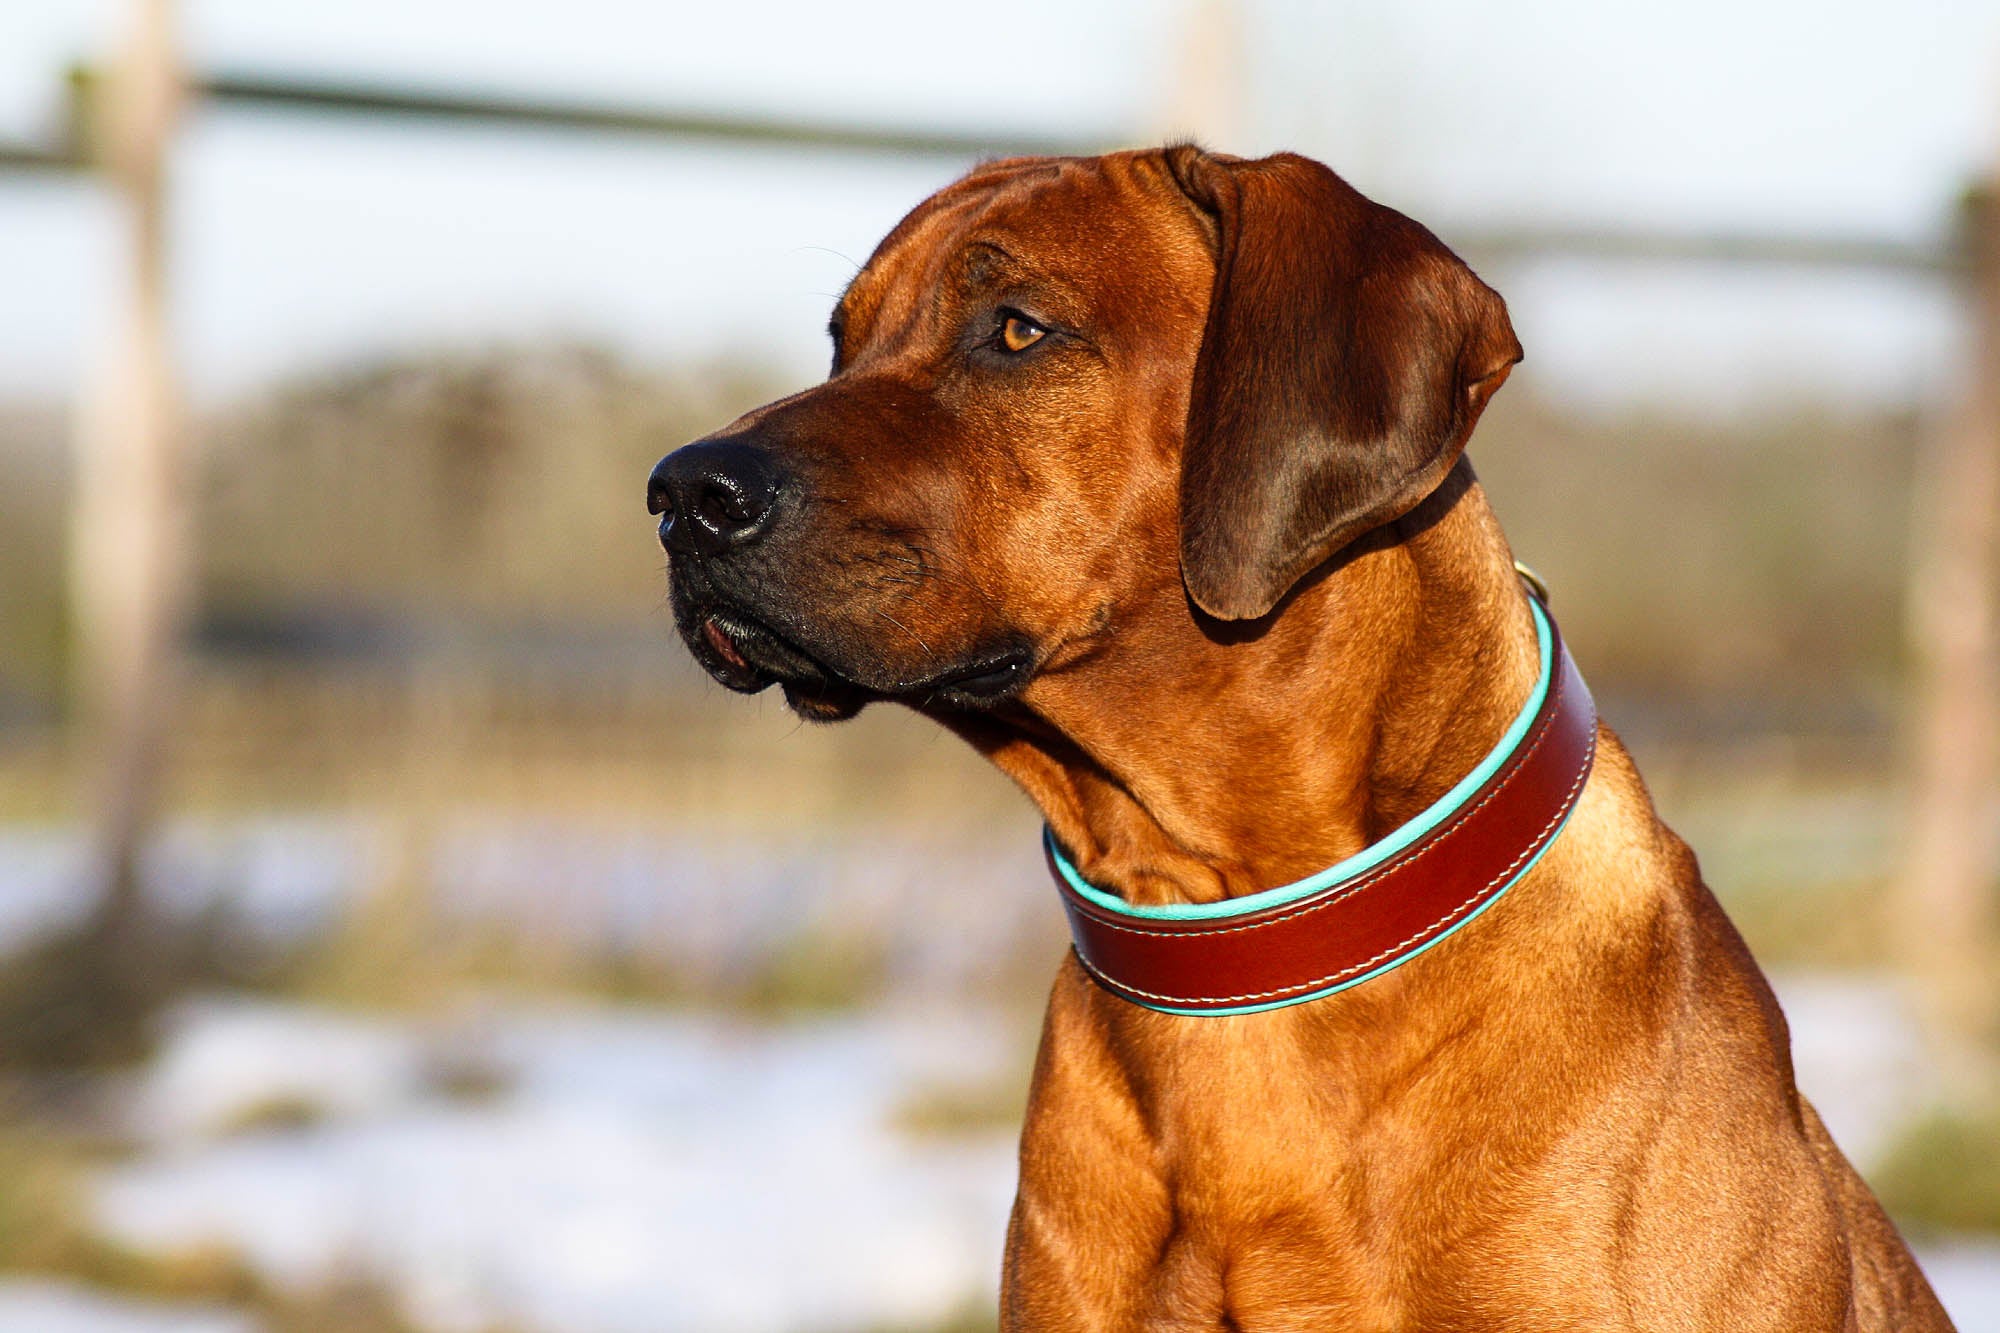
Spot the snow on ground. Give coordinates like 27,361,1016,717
0,820,1986,1333
0,819,1056,999
136,1001,425,1144
94,1000,1020,1333
78,976,2000,1333
0,1280,254,1333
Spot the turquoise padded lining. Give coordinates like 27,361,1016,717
1046,596,1555,922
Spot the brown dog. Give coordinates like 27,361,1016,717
649,147,1954,1331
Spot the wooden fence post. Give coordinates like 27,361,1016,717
1898,180,2000,1058
1155,0,1245,147
68,0,187,934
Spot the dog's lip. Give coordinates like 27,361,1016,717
692,607,872,719
903,643,1035,705
701,616,751,672
689,602,1037,712
693,607,824,693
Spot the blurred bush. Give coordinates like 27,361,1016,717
0,349,1925,735
0,406,66,726
1474,391,1918,713
199,343,778,624
1874,1106,2000,1235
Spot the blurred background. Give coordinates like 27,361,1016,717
0,1,1998,1329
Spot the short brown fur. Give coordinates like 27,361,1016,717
654,148,1954,1330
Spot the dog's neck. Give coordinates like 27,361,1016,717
955,464,1541,908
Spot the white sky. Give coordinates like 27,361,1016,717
0,0,1996,411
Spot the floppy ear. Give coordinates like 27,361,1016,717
1165,146,1522,620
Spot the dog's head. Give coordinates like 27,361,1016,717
649,147,1520,721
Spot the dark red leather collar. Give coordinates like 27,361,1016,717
1046,599,1596,1015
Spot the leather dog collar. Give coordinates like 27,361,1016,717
1045,595,1597,1016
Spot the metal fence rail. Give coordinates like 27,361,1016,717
10,62,1969,273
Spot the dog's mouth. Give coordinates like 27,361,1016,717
685,603,1035,720
692,607,859,718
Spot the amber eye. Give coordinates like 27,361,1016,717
1000,314,1047,353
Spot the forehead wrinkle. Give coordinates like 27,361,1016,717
855,156,1055,265
956,236,1080,293
841,150,1149,301
839,155,1124,356
947,240,1097,320
954,239,1011,295
841,191,1013,354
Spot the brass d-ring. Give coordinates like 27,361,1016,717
1514,560,1552,606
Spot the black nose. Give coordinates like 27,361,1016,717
647,439,784,556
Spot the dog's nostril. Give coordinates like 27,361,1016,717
696,480,754,529
649,440,784,556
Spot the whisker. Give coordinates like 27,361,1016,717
909,544,1002,615
874,608,938,662
791,245,863,275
